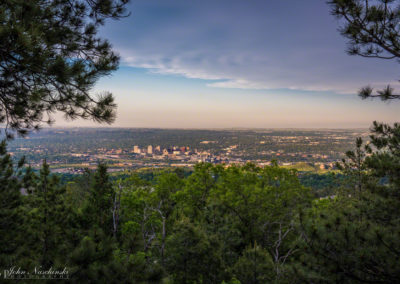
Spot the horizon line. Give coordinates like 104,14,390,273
17,126,370,131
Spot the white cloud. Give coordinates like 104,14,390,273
107,0,400,95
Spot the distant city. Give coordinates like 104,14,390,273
6,128,369,174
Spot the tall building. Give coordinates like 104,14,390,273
147,145,153,154
133,145,140,154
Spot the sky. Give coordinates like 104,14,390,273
57,0,399,128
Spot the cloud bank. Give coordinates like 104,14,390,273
102,0,400,95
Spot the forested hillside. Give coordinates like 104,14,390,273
1,120,399,283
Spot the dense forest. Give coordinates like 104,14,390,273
1,121,400,283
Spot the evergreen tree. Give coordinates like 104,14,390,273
0,0,130,137
176,163,220,220
24,161,71,269
69,163,129,283
329,0,400,101
297,3,400,281
86,163,115,236
118,174,165,282
233,243,275,284
152,172,183,266
68,232,129,283
0,141,27,267
295,193,400,282
365,121,400,189
294,133,400,283
165,218,223,284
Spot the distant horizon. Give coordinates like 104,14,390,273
38,0,399,128
7,125,370,131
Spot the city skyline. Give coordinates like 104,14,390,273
55,0,400,128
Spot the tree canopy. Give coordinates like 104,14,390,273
329,0,400,100
0,0,130,137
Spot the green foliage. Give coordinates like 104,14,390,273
233,243,275,284
3,130,400,283
175,163,220,220
0,140,28,267
2,0,399,282
84,163,115,236
294,122,400,283
0,0,130,137
366,122,400,188
295,193,400,283
284,2,400,282
66,163,131,283
329,0,400,100
165,218,224,284
24,161,70,268
68,233,129,283
110,162,312,282
299,172,343,197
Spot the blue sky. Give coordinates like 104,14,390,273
58,0,399,128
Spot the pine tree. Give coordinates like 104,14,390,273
165,218,223,284
294,132,400,282
299,2,400,281
68,163,130,282
329,0,400,101
86,163,115,236
233,243,275,284
24,161,71,269
0,0,130,137
0,140,27,267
